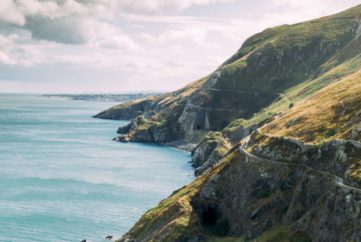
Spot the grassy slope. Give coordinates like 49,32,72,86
119,152,238,242
205,14,358,127
261,69,361,143
224,5,361,133
118,4,361,242
224,49,361,134
119,149,317,242
100,5,361,142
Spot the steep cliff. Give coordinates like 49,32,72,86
118,67,361,242
119,147,361,242
97,4,361,174
115,4,361,242
191,132,232,176
97,5,361,145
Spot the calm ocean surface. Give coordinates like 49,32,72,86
0,94,193,242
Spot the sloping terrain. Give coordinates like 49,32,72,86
97,4,361,147
261,69,361,142
105,4,361,242
97,4,361,175
118,66,361,242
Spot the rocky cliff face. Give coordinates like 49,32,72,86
104,4,361,242
96,4,361,147
249,132,361,187
94,96,161,120
190,149,361,242
119,148,361,242
191,132,231,176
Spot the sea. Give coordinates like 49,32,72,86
0,94,193,242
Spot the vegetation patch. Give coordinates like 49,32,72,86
252,224,311,242
261,69,361,143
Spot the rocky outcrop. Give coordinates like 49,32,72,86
190,149,361,242
114,116,183,143
119,148,361,242
110,5,361,241
249,132,361,186
191,132,231,176
94,96,161,120
96,7,361,146
113,96,188,143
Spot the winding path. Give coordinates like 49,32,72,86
239,136,361,193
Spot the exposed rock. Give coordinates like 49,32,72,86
110,5,361,241
191,151,361,242
105,235,113,240
94,96,161,120
249,132,361,186
95,8,358,146
167,139,197,153
119,148,361,242
191,132,231,176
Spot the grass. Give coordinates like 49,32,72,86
116,5,361,240
205,224,311,242
217,12,361,134
105,5,361,144
188,130,209,143
206,236,245,242
120,151,239,242
199,132,232,162
261,69,361,143
121,180,200,241
223,50,361,135
251,224,311,242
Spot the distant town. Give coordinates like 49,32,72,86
44,93,162,102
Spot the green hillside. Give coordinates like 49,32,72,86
113,4,361,242
97,5,361,147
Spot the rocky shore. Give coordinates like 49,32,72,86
95,4,361,241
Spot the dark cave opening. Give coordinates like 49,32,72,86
201,206,218,226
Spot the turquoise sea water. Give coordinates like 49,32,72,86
0,94,193,242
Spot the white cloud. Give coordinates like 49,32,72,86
26,17,95,44
90,22,139,50
0,33,43,66
158,28,207,44
112,0,235,14
0,0,141,54
0,52,16,65
0,0,360,93
270,0,361,20
0,0,26,25
0,0,236,28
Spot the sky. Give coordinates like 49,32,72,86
0,0,360,93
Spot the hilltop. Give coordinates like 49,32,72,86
97,4,361,174
96,4,361,242
119,70,361,242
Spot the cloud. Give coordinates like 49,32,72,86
112,0,235,14
1,0,361,93
26,17,94,44
270,0,361,19
0,0,141,51
0,0,230,66
90,21,139,50
0,52,16,65
0,1,110,44
0,0,256,48
0,33,43,66
0,0,82,26
0,0,236,28
158,28,207,44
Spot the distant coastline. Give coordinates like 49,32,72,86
43,93,162,102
